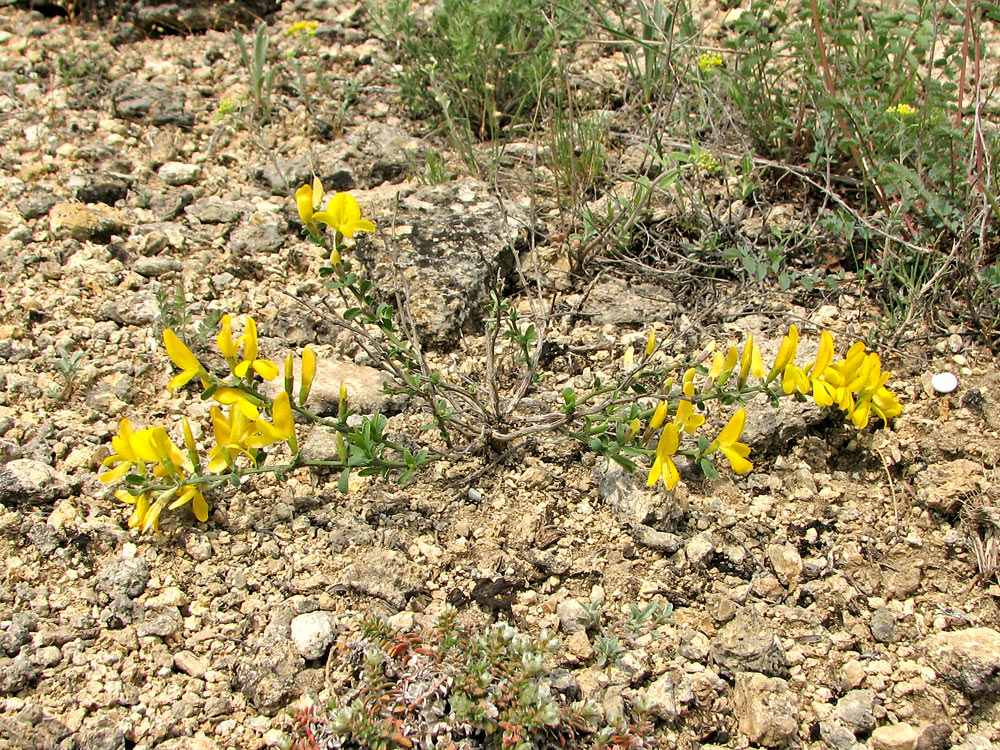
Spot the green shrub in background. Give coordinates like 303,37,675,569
371,0,586,139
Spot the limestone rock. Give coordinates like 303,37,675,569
49,202,124,242
711,607,787,677
644,671,682,722
158,161,201,186
834,689,877,734
819,719,859,750
871,607,898,643
16,189,60,219
925,627,1000,697
96,557,150,600
632,525,683,553
556,599,588,634
235,639,305,715
354,179,529,347
0,459,73,505
732,671,799,747
768,543,803,587
914,459,985,514
870,723,920,750
290,611,337,661
261,358,390,416
110,77,192,127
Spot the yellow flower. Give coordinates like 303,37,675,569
738,333,765,388
675,381,706,434
682,367,697,392
847,353,898,428
807,331,843,407
707,351,725,385
118,490,156,532
697,152,721,174
706,408,753,474
163,329,208,394
644,331,656,357
766,325,799,384
313,193,376,239
871,386,903,424
147,426,187,478
706,345,739,390
168,485,209,523
646,423,680,490
697,52,724,72
207,406,260,473
286,20,318,37
234,317,279,382
649,400,669,430
100,417,144,484
217,314,239,372
887,103,917,117
256,392,297,452
212,387,261,420
300,347,317,405
296,177,325,238
623,345,635,371
782,363,811,396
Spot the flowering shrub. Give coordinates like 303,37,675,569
99,182,902,532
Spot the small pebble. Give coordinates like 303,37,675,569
930,372,957,394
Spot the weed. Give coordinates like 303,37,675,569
577,599,605,631
592,634,626,667
234,22,278,122
376,0,585,138
625,601,673,636
290,607,654,749
155,280,221,347
50,347,86,400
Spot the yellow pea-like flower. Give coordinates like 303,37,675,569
738,333,764,388
234,317,279,382
766,325,799,384
706,408,753,475
313,192,376,239
296,177,324,237
646,423,680,490
163,329,208,394
218,315,239,373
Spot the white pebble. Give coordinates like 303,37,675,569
931,372,958,394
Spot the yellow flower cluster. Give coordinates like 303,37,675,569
765,325,902,428
101,317,316,532
886,103,917,117
101,418,208,533
295,178,376,262
640,326,901,490
697,52,724,72
697,152,721,174
286,20,319,37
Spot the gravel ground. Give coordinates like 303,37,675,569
1,2,999,749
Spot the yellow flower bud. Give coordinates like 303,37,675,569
284,352,294,397
339,382,348,421
300,347,317,405
644,331,656,357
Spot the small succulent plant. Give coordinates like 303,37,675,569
290,605,653,750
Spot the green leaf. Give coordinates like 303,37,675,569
699,457,719,480
338,468,350,494
343,307,363,321
609,452,637,472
